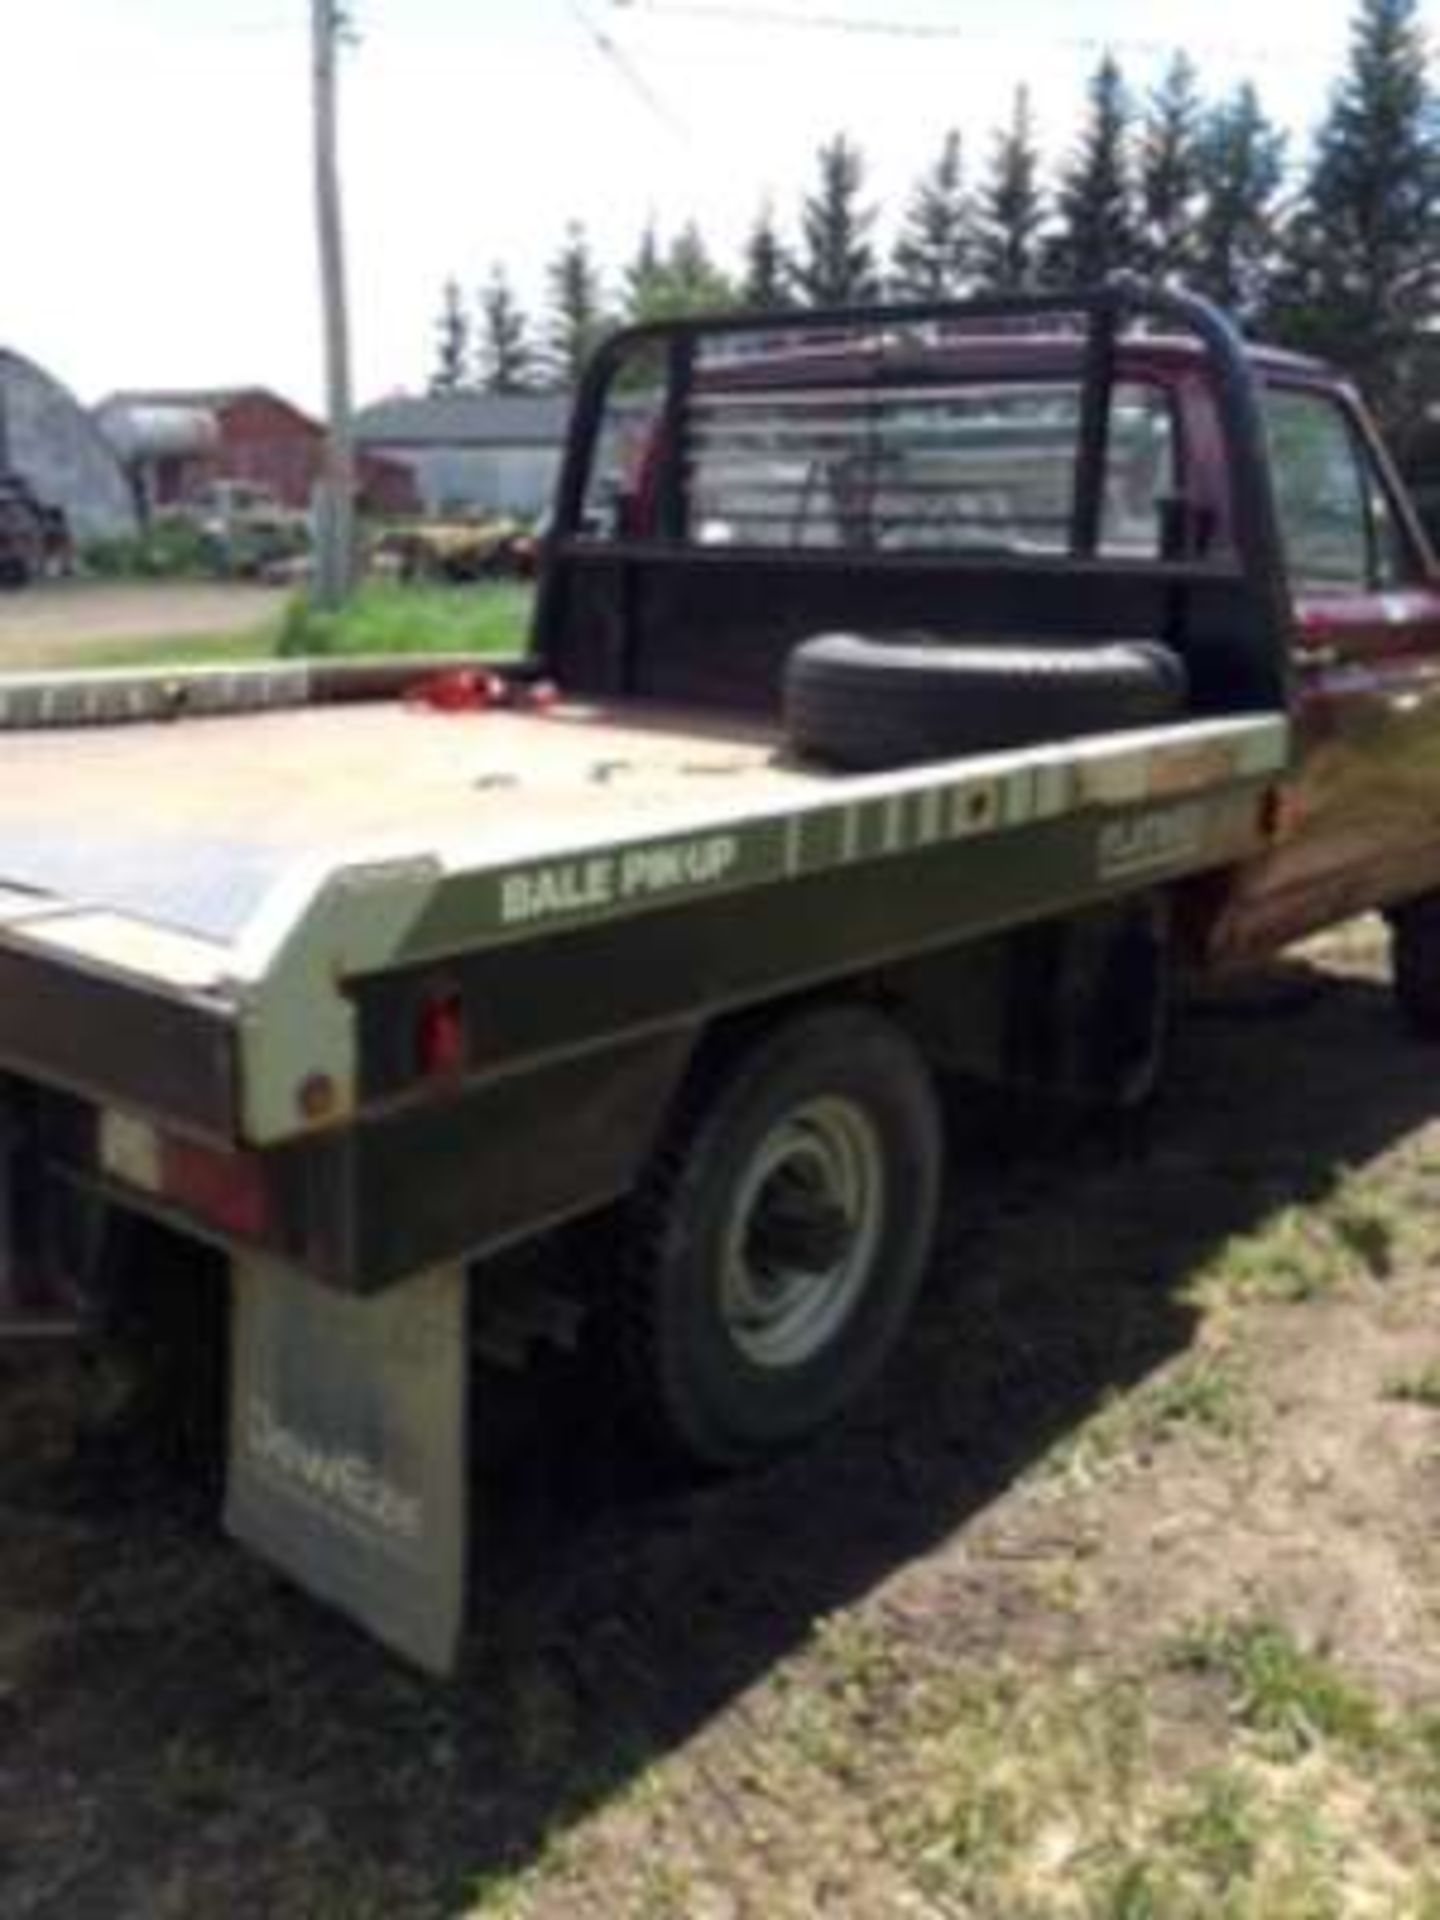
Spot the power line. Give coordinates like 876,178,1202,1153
565,0,691,139
210,12,305,34
610,1,1332,72
620,1,1066,43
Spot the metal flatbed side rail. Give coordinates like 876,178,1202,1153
0,654,534,731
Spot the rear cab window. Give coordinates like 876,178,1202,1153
686,377,1177,560
578,352,1180,563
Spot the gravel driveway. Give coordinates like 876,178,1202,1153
0,581,287,668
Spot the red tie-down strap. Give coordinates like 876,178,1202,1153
403,669,560,714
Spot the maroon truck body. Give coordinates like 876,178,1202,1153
581,327,1440,974
6,284,1440,1672
1080,339,1440,965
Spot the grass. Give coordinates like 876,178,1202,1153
68,629,287,670
469,1632,1440,1920
1031,1146,1415,1582
1192,1209,1350,1307
1045,1349,1249,1485
67,582,534,670
1385,1362,1440,1408
1169,1618,1384,1760
871,1651,1409,1918
1189,1169,1407,1314
783,1618,1439,1918
1321,1174,1401,1278
274,581,533,660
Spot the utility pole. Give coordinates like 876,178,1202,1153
311,0,356,607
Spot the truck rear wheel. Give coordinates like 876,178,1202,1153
616,1006,943,1468
1390,897,1440,1040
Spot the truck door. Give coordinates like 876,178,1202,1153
1231,380,1440,951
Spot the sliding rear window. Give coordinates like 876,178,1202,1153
574,349,1178,562
687,377,1174,558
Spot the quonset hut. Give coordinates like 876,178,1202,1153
0,348,136,543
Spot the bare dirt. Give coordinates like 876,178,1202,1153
0,582,286,667
3,922,1440,1917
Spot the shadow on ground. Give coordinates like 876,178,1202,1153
0,947,1431,1917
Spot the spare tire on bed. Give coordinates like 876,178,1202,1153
784,632,1188,772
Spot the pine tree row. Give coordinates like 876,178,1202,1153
430,0,1439,438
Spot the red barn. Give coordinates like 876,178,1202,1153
96,387,418,518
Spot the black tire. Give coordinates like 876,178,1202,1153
784,631,1188,771
1390,896,1440,1040
617,1006,943,1469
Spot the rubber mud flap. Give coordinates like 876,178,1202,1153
225,1257,468,1674
784,632,1188,771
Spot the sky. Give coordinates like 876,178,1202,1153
2,0,1434,411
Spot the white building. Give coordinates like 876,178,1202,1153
354,392,571,520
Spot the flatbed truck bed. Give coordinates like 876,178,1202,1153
0,685,805,942
0,670,1282,1152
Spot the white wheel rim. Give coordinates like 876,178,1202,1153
718,1095,885,1371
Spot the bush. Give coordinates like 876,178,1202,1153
81,517,219,580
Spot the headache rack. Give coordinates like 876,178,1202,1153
533,278,1295,723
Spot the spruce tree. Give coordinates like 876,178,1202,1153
430,279,470,394
1192,84,1286,324
477,267,534,394
890,129,972,300
623,223,734,323
974,87,1047,292
1139,53,1204,279
665,223,734,313
545,222,610,388
741,203,795,310
796,133,881,307
623,221,665,321
1273,0,1440,431
1045,53,1138,288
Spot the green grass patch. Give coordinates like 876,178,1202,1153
1161,1767,1264,1889
275,581,533,659
1169,1618,1384,1760
1193,1209,1350,1308
1191,1171,1406,1316
881,1660,1367,1918
1385,1363,1440,1409
472,1610,1440,1918
66,583,534,671
1046,1351,1249,1485
69,629,288,670
1320,1176,1400,1278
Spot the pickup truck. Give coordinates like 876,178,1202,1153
4,281,1439,1672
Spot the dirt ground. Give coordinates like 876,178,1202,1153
4,922,1440,1917
0,581,286,667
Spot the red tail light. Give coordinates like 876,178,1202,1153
417,988,467,1079
159,1136,270,1240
